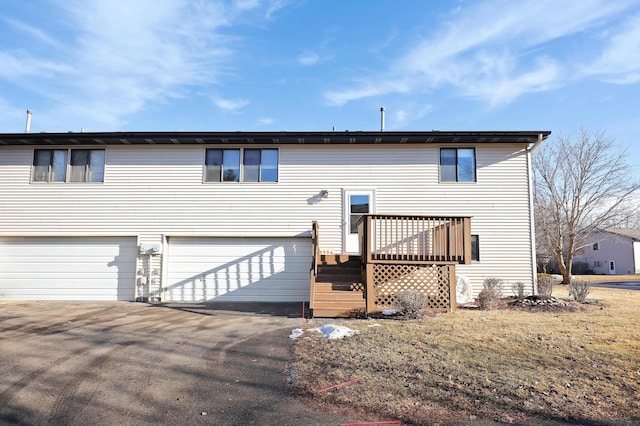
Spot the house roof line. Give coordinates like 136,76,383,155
602,228,640,241
0,130,552,146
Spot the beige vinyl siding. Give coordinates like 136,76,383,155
0,143,535,295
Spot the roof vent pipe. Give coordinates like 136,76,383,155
380,107,385,132
25,109,32,133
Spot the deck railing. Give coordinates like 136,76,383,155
358,214,472,265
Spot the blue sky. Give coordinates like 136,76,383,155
1,0,639,171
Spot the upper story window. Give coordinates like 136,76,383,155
440,147,476,182
205,148,278,183
32,149,105,183
593,242,600,251
70,150,105,182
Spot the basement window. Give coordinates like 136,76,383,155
205,148,278,182
440,148,476,182
32,149,105,183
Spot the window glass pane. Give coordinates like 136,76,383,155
88,150,105,182
205,149,222,182
52,150,67,182
260,149,278,182
222,149,240,182
350,195,369,233
471,235,479,261
243,149,260,182
33,150,51,182
457,148,476,182
440,148,457,181
70,150,89,182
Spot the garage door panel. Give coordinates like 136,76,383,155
166,237,311,302
0,237,136,301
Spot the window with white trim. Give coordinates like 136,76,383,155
594,260,603,268
32,149,105,183
440,147,476,182
593,242,600,251
205,148,278,182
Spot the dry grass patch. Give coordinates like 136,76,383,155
291,287,640,425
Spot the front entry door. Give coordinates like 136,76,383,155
609,260,616,275
344,190,374,254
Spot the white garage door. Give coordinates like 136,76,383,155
0,237,137,301
165,237,312,302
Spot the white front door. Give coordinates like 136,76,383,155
344,190,374,254
608,260,616,275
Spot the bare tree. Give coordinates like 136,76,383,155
533,129,640,284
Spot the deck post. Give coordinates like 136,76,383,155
309,221,319,315
449,264,457,312
463,217,472,264
365,263,375,315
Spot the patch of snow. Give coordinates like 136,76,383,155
456,274,474,304
289,328,304,340
368,323,382,327
312,324,359,339
290,324,360,340
381,309,397,315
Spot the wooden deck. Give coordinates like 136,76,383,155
310,215,471,318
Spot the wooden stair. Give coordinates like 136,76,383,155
311,255,366,318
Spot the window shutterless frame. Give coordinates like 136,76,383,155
204,148,278,183
439,147,476,182
32,148,105,183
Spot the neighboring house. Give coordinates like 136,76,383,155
0,130,550,314
572,229,640,275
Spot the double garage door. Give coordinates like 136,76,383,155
165,237,311,302
0,237,137,301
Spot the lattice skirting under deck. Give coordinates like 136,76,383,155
372,264,452,310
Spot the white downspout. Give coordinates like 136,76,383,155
526,134,543,294
527,133,544,153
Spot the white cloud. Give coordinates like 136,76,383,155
324,0,637,108
392,104,432,128
0,51,71,79
264,0,292,19
258,117,274,125
0,97,28,132
233,0,260,11
0,0,269,130
3,18,62,47
212,97,250,111
583,15,640,84
298,51,320,66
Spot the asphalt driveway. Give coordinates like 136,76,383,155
0,301,349,426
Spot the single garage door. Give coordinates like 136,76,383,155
0,237,137,301
165,237,312,302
